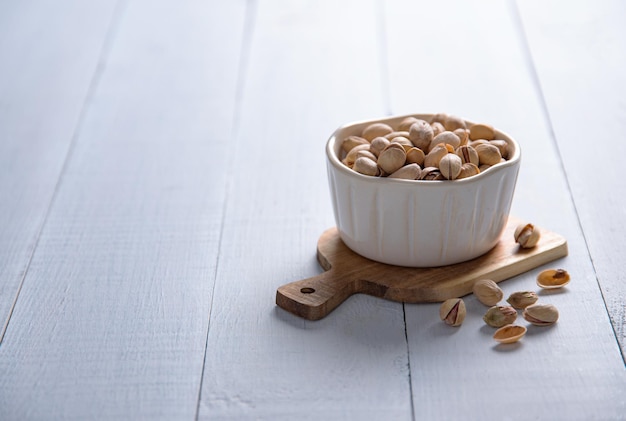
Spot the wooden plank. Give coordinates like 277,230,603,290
0,0,246,419
385,0,626,419
0,0,119,342
197,0,413,419
277,217,567,320
517,0,626,356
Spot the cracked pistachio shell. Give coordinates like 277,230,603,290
507,291,539,309
431,121,445,137
472,279,504,306
483,305,518,328
443,114,467,131
457,163,480,180
353,157,380,176
439,298,466,327
514,223,541,248
389,163,421,180
490,139,509,159
377,146,406,174
343,144,370,167
523,303,559,326
424,143,449,168
429,131,461,153
420,166,445,180
537,269,570,289
408,120,434,151
397,116,422,132
362,122,393,141
475,143,502,166
390,136,413,149
384,130,410,140
493,324,527,344
455,145,479,166
469,123,496,141
369,137,390,157
439,153,462,180
453,128,469,146
406,147,425,166
342,135,369,153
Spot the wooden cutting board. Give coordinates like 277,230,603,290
276,217,568,320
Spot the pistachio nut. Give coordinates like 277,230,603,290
439,298,466,327
389,163,421,180
443,114,467,131
469,123,496,141
475,143,502,166
506,291,539,309
453,128,469,146
406,147,425,166
457,163,480,179
369,136,390,157
514,223,540,248
536,269,570,289
342,143,370,167
455,145,479,166
342,135,369,153
431,121,445,137
483,306,518,328
493,324,527,344
362,122,393,141
377,146,406,174
384,130,410,140
390,136,413,148
472,279,504,306
439,153,462,180
353,157,380,176
523,303,559,326
424,143,449,168
397,117,422,132
420,167,445,180
429,131,461,152
408,120,434,151
489,139,509,159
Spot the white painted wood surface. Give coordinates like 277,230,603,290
0,0,624,420
0,0,119,342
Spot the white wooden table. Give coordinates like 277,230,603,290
1,0,625,419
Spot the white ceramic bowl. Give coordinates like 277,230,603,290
326,113,521,267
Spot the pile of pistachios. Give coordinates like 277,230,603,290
341,113,510,180
439,222,571,344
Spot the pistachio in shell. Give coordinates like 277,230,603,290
506,291,538,309
483,306,518,328
514,223,541,248
439,298,466,327
536,269,570,289
523,303,559,326
493,324,527,344
472,279,504,306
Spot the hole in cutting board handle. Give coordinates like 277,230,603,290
300,287,315,294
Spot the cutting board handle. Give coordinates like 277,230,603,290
275,270,357,321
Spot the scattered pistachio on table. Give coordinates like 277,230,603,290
341,113,511,180
523,303,559,326
439,298,466,327
536,269,570,289
507,291,539,309
483,306,518,328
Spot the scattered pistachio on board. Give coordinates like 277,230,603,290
341,114,510,180
483,306,518,328
472,279,504,306
514,223,541,248
507,291,539,309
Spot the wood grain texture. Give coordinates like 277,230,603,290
385,0,626,418
197,0,413,419
0,0,247,419
277,217,567,320
517,0,626,357
0,0,119,342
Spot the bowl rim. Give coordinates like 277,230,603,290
326,113,521,186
